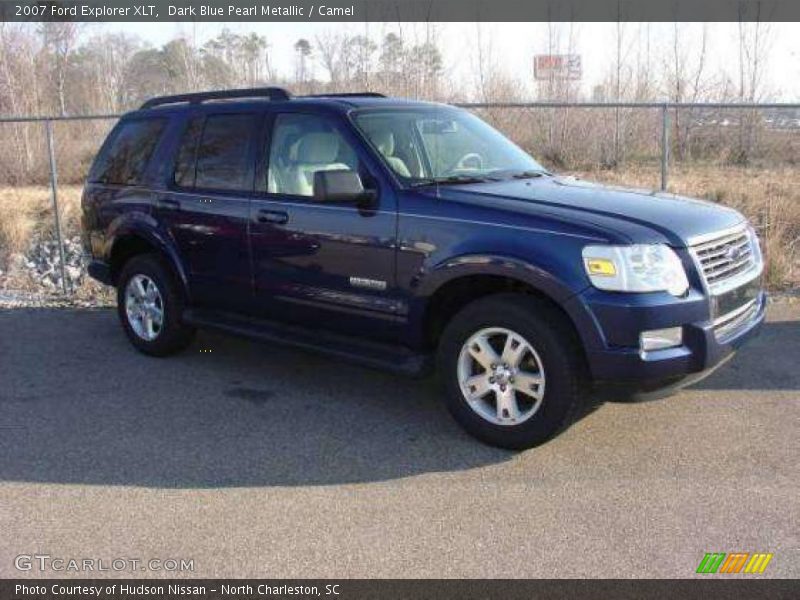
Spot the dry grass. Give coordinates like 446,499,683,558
0,185,83,253
0,164,798,296
0,190,38,258
0,185,95,295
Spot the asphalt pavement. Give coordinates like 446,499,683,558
0,302,797,578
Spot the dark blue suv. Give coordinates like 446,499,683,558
82,87,765,449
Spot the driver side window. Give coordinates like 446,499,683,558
266,113,359,197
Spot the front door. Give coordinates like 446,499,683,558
248,111,400,342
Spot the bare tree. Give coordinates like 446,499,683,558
80,33,141,112
633,23,654,100
39,22,83,115
473,23,490,102
0,23,40,176
294,38,312,85
315,31,342,87
736,6,773,163
613,20,625,165
348,35,377,89
378,32,404,95
668,23,709,160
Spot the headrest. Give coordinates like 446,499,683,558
296,133,340,163
369,130,395,156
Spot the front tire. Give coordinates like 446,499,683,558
437,293,587,450
116,254,195,357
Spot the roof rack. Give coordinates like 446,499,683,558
303,92,387,98
140,87,291,109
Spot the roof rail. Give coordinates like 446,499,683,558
303,92,387,98
140,87,292,109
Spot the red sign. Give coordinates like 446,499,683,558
534,55,582,80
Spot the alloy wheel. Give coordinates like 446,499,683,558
457,327,546,426
124,274,164,341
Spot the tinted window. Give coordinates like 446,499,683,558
194,114,256,191
90,118,166,185
173,117,203,188
267,113,359,197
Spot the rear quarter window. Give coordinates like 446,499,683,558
173,117,203,188
89,118,166,185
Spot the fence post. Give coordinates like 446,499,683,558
44,120,69,295
660,103,670,191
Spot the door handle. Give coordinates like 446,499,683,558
255,209,289,225
156,198,181,210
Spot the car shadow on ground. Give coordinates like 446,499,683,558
688,319,800,392
0,308,794,489
1,308,518,489
597,318,799,406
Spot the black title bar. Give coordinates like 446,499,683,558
2,0,800,22
3,579,800,600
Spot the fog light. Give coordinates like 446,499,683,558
640,327,683,351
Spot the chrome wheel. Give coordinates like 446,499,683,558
457,327,546,426
124,274,164,341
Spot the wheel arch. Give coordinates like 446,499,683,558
417,254,591,355
107,226,189,300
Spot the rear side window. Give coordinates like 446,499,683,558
90,118,166,185
193,114,256,191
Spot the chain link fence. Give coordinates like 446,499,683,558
0,115,117,303
467,102,800,173
1,102,798,303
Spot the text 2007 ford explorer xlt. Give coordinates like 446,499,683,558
82,88,765,449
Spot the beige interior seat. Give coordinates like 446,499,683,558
368,129,411,177
287,132,350,196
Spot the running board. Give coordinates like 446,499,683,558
183,308,432,377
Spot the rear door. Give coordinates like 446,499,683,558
156,109,262,310
248,111,401,342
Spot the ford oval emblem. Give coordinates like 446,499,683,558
725,245,743,261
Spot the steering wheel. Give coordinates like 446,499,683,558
444,152,484,174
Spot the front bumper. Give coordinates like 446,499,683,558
565,282,766,389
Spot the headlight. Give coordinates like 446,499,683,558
747,224,764,268
582,244,689,296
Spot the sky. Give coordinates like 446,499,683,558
96,21,800,100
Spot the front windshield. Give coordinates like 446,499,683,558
353,108,546,184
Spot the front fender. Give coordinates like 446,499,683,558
415,253,580,304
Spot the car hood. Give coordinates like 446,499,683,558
423,175,744,246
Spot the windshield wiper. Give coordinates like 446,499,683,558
410,175,498,188
486,169,548,179
511,170,546,179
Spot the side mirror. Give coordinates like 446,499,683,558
313,170,375,204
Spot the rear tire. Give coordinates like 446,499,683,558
116,254,195,357
436,293,587,450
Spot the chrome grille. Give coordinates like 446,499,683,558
691,227,756,288
713,298,760,341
